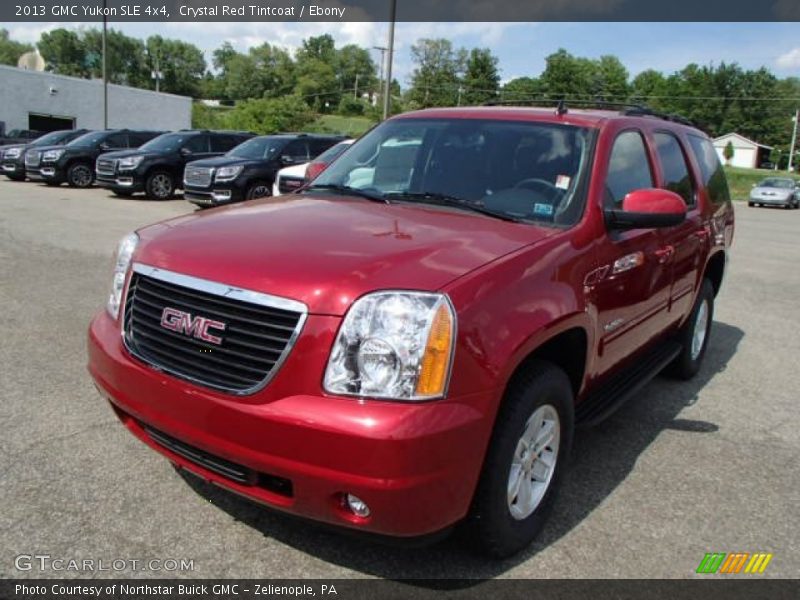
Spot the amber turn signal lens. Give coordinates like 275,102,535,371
415,302,454,397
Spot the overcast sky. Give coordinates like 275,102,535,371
6,22,800,85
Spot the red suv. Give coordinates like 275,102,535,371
87,105,734,557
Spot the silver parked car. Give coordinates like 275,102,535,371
749,177,800,209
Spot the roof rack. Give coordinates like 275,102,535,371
482,98,698,128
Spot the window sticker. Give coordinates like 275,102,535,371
533,203,554,216
555,175,571,190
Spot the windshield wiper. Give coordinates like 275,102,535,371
306,183,390,204
386,192,523,223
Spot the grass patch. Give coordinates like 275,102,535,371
724,166,798,201
306,114,376,137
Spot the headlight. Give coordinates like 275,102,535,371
215,165,243,182
118,155,143,170
42,149,64,162
107,232,139,319
323,291,456,401
4,147,21,159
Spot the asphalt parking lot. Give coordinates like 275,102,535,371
0,178,798,580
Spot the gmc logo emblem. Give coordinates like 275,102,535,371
160,307,226,345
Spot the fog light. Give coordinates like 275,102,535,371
344,493,370,518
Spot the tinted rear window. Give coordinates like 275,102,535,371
688,134,730,204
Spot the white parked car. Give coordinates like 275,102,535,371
273,139,354,195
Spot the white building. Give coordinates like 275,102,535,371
0,64,191,135
713,132,772,170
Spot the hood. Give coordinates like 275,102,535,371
189,155,270,169
278,162,309,178
102,149,150,160
135,195,554,315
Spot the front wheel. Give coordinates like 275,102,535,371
67,163,94,188
467,360,574,558
6,174,25,182
145,172,175,200
245,181,272,200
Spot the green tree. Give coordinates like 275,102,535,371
82,29,148,87
38,28,87,77
723,140,735,164
462,48,500,105
0,29,33,66
407,38,466,108
221,96,314,134
631,69,667,108
145,36,205,96
540,49,594,100
591,55,629,101
336,44,377,100
501,77,542,102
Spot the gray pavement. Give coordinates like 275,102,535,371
0,178,797,580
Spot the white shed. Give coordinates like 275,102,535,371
713,132,772,169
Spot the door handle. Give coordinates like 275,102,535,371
654,245,675,263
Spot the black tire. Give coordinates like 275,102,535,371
245,181,272,200
6,174,25,182
748,202,754,207
112,190,134,198
667,279,714,380
467,360,574,558
44,180,61,187
145,171,175,200
66,162,94,188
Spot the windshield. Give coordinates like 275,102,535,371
139,133,192,153
228,136,286,160
6,130,22,137
310,118,594,225
67,131,109,148
31,131,72,146
758,178,795,189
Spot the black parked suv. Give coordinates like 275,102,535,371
2,129,89,181
0,129,42,145
183,133,345,207
30,129,164,188
96,130,254,199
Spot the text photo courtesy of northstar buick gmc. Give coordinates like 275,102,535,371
87,105,733,558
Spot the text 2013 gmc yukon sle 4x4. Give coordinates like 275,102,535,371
87,106,734,557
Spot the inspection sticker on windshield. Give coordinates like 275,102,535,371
556,175,571,190
533,203,554,216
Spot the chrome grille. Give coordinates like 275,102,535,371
96,158,116,176
184,166,213,187
25,150,40,167
123,264,306,394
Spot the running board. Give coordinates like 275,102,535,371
575,340,682,427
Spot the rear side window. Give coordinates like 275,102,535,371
105,133,128,148
283,140,309,162
654,132,695,207
210,135,240,152
605,131,654,208
309,138,338,157
688,134,730,205
183,135,209,153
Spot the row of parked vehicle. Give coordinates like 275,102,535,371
0,127,354,207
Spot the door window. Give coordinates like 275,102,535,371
283,140,310,162
654,132,695,206
605,131,654,208
182,135,209,154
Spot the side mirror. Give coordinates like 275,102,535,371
99,142,111,151
180,147,192,157
605,189,687,230
280,155,294,165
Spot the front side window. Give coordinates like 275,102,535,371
311,118,594,225
67,131,109,148
654,132,695,206
227,137,287,160
605,131,654,208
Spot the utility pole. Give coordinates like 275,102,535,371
102,0,108,128
789,108,799,173
354,73,359,99
373,45,387,109
382,0,397,121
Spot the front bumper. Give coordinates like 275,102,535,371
2,160,24,176
751,195,793,206
87,311,489,537
184,185,244,206
38,164,64,182
96,173,144,193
